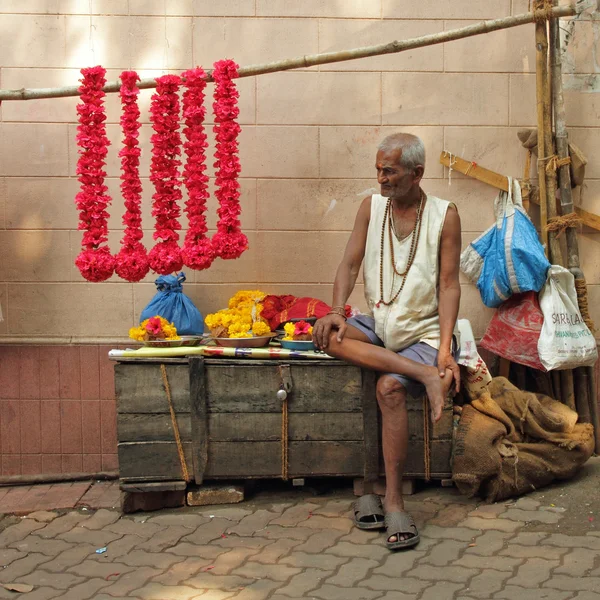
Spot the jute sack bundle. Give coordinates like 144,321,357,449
452,377,594,502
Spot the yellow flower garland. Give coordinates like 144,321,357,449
205,289,272,338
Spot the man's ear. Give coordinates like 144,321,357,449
413,165,425,183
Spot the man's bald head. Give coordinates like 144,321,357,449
377,133,425,173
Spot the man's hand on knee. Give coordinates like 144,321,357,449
313,314,347,349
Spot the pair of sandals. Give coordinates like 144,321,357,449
353,493,420,551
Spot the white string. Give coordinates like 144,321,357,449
163,0,170,73
89,0,96,64
444,150,456,187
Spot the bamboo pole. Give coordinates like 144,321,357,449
550,4,600,450
0,4,576,102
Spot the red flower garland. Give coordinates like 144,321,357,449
211,59,248,260
180,67,215,270
148,74,184,274
74,65,115,282
114,71,150,282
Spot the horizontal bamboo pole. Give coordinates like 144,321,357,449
0,4,575,102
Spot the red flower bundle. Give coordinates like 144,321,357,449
74,65,115,282
114,71,150,282
148,74,184,274
180,67,215,270
211,59,248,260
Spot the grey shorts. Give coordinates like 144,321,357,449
347,314,457,397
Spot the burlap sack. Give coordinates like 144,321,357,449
452,377,594,502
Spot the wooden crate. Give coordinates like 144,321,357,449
115,357,452,488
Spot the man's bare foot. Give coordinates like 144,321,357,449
384,498,414,543
422,366,454,422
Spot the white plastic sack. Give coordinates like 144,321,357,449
538,265,598,371
457,319,492,399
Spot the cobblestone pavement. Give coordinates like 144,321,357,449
0,459,599,600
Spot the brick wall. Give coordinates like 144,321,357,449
0,1,598,474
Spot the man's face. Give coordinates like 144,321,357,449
375,148,415,199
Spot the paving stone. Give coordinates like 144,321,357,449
409,564,479,583
67,558,135,578
183,573,254,591
359,575,430,593
420,582,466,600
145,513,210,528
467,569,512,597
130,582,204,600
464,530,516,556
543,575,600,592
324,540,388,561
39,544,97,571
427,504,471,527
135,525,191,551
500,544,569,560
454,553,523,571
301,515,353,533
16,570,86,590
312,584,381,600
36,512,89,538
208,547,261,575
179,518,232,544
338,527,382,544
168,542,230,559
421,539,467,566
79,509,121,530
495,586,574,599
510,532,550,546
106,519,165,538
312,499,353,517
212,534,273,549
99,566,162,597
196,507,252,520
151,556,213,585
294,529,345,553
101,534,140,558
57,526,123,546
10,534,74,556
227,510,278,536
77,481,121,510
325,557,379,587
230,578,283,600
247,538,297,564
0,518,45,545
572,593,600,600
544,534,600,550
270,503,320,526
260,524,316,541
461,516,524,532
502,508,562,524
58,577,112,600
420,524,478,542
507,557,560,588
467,503,508,519
373,550,427,577
120,549,185,569
514,497,541,510
0,548,26,566
379,592,419,600
280,551,349,570
275,569,330,597
235,561,301,581
26,511,58,523
555,548,596,576
0,552,51,583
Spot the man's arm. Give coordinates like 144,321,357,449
313,196,371,349
437,204,462,392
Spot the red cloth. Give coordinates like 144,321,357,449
480,292,545,371
261,295,351,330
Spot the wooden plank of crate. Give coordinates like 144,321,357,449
118,441,193,482
361,369,379,483
189,356,208,485
118,413,192,442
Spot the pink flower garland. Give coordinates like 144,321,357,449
211,60,248,260
148,74,184,274
114,71,150,282
180,68,215,270
74,66,115,282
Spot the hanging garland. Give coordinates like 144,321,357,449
148,74,184,274
114,71,150,282
211,59,248,260
180,67,215,270
74,65,115,282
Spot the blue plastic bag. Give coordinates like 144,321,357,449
140,272,204,335
460,177,550,308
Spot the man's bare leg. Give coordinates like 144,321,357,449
376,375,412,543
325,330,453,422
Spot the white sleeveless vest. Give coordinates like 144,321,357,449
363,193,451,352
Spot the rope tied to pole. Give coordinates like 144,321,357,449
575,279,596,333
544,154,572,174
544,212,583,236
534,0,554,22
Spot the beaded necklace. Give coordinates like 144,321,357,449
376,190,425,308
